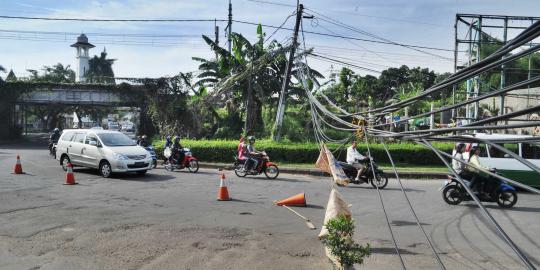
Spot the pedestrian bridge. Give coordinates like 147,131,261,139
16,84,142,106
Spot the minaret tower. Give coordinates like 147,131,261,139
70,34,95,82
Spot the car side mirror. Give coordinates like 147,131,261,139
89,141,97,146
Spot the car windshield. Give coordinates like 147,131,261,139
98,133,136,146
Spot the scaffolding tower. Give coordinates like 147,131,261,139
454,14,540,125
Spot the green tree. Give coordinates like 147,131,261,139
0,65,6,82
87,48,116,84
6,69,17,82
194,25,322,138
27,63,75,83
25,64,76,130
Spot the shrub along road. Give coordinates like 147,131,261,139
1,141,539,269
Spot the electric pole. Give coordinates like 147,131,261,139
272,2,303,141
227,0,232,54
214,19,219,61
245,47,255,133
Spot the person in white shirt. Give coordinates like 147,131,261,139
452,143,466,176
347,140,368,181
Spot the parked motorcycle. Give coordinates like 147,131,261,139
145,146,158,168
441,172,517,208
234,151,279,179
163,147,199,173
339,158,388,189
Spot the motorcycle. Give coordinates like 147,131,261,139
338,158,388,189
163,147,199,173
441,171,518,208
48,139,57,159
144,146,158,168
234,151,279,179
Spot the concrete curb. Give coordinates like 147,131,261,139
196,162,447,180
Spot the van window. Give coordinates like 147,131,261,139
61,132,75,141
85,134,98,145
489,143,519,158
522,143,540,159
73,133,86,143
476,144,489,157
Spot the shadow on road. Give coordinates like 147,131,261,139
305,204,324,209
370,247,419,255
463,203,540,213
74,168,176,182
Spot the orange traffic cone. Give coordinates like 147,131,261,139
276,193,306,207
217,173,231,201
64,163,78,185
13,155,23,174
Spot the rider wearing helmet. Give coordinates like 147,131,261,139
170,136,184,164
138,135,149,147
246,136,263,173
50,128,61,142
49,128,61,153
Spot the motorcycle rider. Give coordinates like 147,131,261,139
452,143,470,180
49,128,61,154
138,135,149,147
170,136,185,165
347,140,368,182
164,135,172,148
246,136,263,173
237,135,247,162
466,145,494,194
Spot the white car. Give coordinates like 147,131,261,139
56,129,153,177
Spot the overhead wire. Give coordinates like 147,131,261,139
264,10,296,44
304,8,454,61
0,14,457,52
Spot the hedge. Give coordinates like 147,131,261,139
152,139,454,165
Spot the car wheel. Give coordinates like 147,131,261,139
61,155,70,171
99,161,112,178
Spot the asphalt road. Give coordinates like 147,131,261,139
1,140,539,270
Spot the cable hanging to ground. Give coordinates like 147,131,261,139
378,137,446,270
363,128,407,270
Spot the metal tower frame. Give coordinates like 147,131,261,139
454,14,540,123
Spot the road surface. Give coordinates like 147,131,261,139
1,140,539,270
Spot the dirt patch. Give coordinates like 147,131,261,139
3,224,326,270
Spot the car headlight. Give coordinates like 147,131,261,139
112,153,129,160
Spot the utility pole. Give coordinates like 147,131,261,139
227,0,232,54
272,2,303,141
214,19,219,61
452,15,458,120
500,17,508,131
245,47,255,133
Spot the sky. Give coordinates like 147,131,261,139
0,0,539,80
